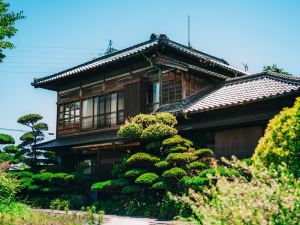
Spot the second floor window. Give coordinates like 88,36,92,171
58,101,80,128
147,82,160,112
81,91,124,130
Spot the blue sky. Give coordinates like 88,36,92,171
1,0,300,143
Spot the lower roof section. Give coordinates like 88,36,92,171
37,130,121,150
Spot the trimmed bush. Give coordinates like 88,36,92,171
3,145,19,154
135,173,159,185
131,114,157,127
187,161,206,170
91,178,129,191
194,148,214,157
151,181,168,190
141,123,178,139
162,167,187,179
0,133,15,145
185,177,210,187
154,161,169,169
117,122,143,138
126,153,160,166
124,168,148,178
162,135,192,147
32,172,54,182
166,153,195,164
122,185,142,194
164,145,188,153
253,97,300,176
156,113,177,127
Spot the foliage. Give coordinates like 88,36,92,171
0,133,14,144
135,172,159,185
91,112,215,218
141,123,178,139
0,166,19,204
17,113,56,170
50,198,70,211
181,159,300,225
126,152,160,166
162,167,187,179
263,64,292,76
154,160,169,169
124,168,148,178
91,178,129,191
253,97,300,176
117,122,143,138
0,0,24,62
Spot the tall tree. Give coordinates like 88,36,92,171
0,0,24,62
263,64,292,76
17,114,55,170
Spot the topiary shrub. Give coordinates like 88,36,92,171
91,178,129,192
131,114,157,127
187,161,206,170
154,160,169,169
126,152,160,166
253,97,300,176
162,167,187,179
90,112,216,216
185,177,210,187
141,123,178,139
0,133,15,145
156,113,177,127
135,172,159,185
162,135,192,147
151,181,168,190
117,122,143,138
194,148,214,157
166,153,195,164
124,168,148,178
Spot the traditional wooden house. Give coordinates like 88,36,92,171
32,34,300,179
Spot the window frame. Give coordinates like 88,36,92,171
146,82,160,112
58,101,80,130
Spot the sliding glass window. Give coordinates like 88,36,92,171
81,91,125,130
58,101,80,129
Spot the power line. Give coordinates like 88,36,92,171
16,45,97,50
0,127,30,133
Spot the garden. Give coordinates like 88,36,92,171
0,97,299,224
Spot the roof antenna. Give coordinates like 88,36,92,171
188,14,192,48
105,40,118,55
242,63,248,72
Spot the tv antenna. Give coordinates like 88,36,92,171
105,40,118,55
188,14,192,48
242,63,248,72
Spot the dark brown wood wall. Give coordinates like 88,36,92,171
124,80,145,118
215,126,263,159
162,71,182,104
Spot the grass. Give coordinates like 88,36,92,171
0,202,104,225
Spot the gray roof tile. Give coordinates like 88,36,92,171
184,72,300,113
32,34,246,87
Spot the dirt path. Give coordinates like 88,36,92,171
35,209,189,225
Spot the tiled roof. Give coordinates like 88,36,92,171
32,34,246,87
183,72,300,113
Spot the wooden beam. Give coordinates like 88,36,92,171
71,141,140,151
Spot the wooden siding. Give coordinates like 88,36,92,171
183,72,212,99
162,71,182,104
124,80,145,118
215,126,263,159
